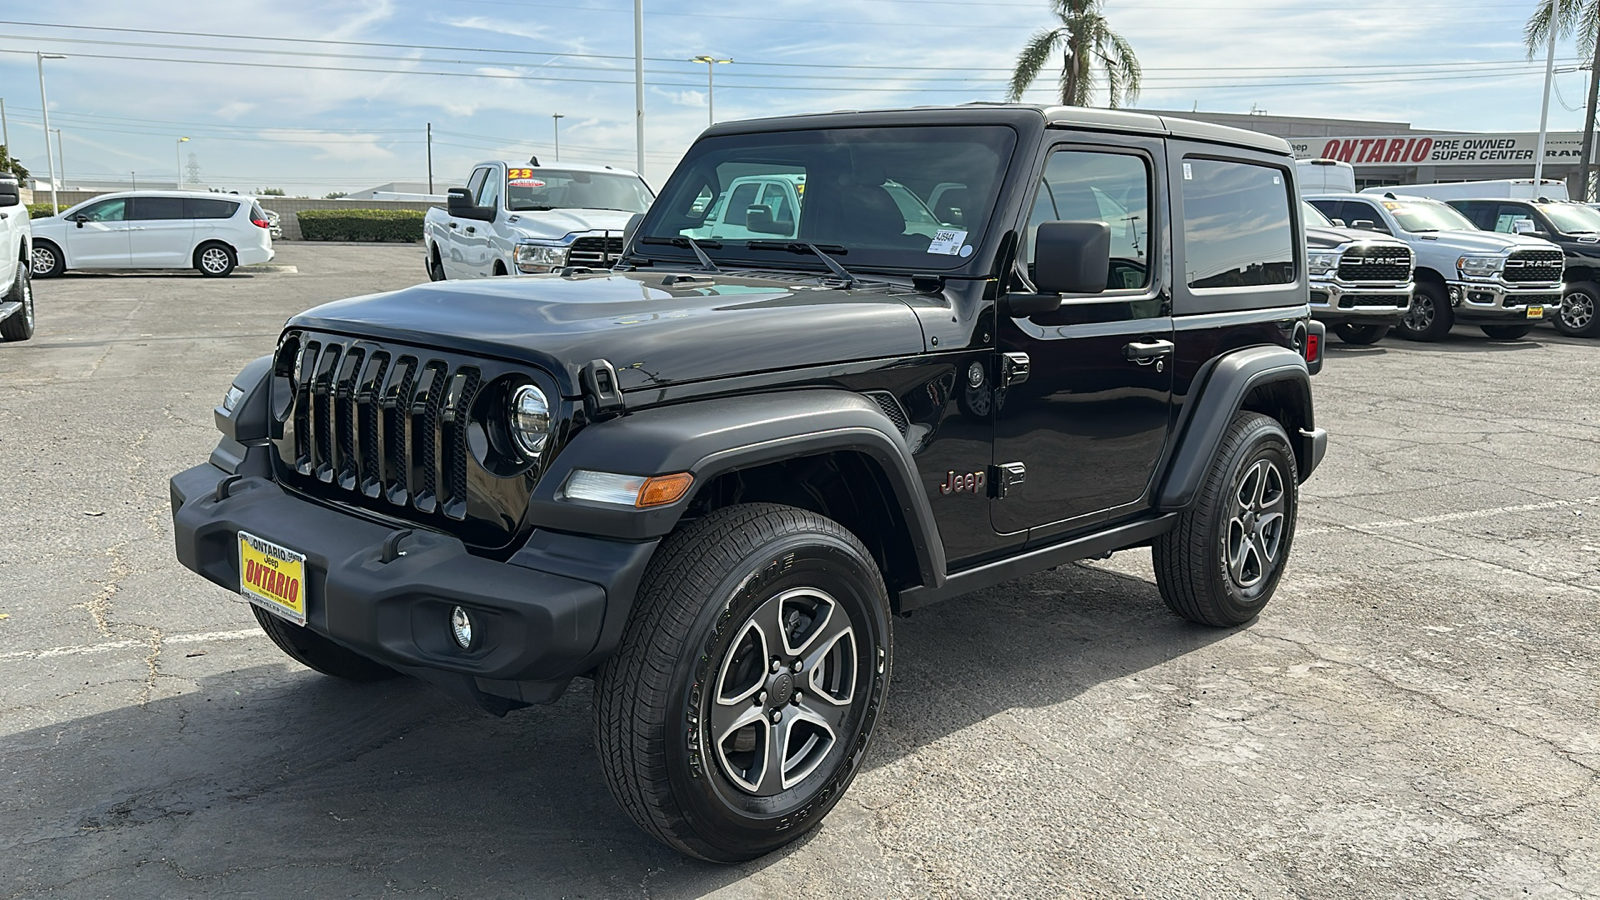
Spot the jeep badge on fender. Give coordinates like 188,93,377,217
170,104,1326,864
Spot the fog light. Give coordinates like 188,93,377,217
450,606,474,649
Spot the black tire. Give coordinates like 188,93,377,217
1,259,35,342
1553,284,1600,337
250,605,399,681
1153,412,1299,628
194,242,237,277
1396,281,1453,341
30,240,64,279
491,260,508,276
427,246,445,282
1480,323,1535,341
1331,322,1388,344
595,503,892,862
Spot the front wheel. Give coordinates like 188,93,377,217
1,261,35,342
1396,282,1453,342
31,241,64,278
1553,284,1600,337
1153,412,1299,627
250,606,398,681
595,503,892,862
195,242,237,277
1332,322,1389,345
1480,323,1535,341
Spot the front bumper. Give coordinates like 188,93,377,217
1308,280,1413,324
171,462,656,710
1448,281,1562,321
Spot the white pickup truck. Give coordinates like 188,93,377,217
422,159,654,280
0,175,34,342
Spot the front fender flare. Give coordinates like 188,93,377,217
528,389,946,589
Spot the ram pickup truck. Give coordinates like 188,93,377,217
1302,200,1414,344
1308,192,1564,341
422,159,654,280
1447,198,1600,338
0,175,34,342
172,104,1326,862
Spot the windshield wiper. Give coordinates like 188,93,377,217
744,241,855,288
639,235,722,272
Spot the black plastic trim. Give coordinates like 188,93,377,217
213,354,273,443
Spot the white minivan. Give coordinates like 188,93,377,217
31,191,274,278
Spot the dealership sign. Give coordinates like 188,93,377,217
1289,133,1596,167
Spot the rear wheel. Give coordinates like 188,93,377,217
195,242,237,277
1396,282,1453,341
30,241,64,278
1,261,35,342
1331,322,1388,344
1153,412,1298,628
1553,284,1599,337
1480,324,1534,341
595,503,892,862
251,605,399,681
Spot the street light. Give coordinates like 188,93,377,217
552,113,565,162
36,52,65,213
689,56,733,128
176,136,189,189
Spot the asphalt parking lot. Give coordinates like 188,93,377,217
2,242,1597,899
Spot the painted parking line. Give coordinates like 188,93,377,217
1299,495,1599,536
0,628,262,662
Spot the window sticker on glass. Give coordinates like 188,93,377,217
928,228,968,255
1182,162,1193,180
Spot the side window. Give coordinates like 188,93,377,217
129,197,184,220
78,199,128,222
1307,199,1340,224
1495,204,1537,234
476,168,501,210
722,182,761,227
1180,158,1294,289
1344,201,1388,233
183,198,239,219
464,167,489,204
1025,149,1151,290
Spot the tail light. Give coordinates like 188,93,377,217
1301,320,1325,375
251,215,271,229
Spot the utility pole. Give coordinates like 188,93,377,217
426,122,434,194
634,0,645,176
0,97,9,155
1535,17,1558,189
552,113,564,161
1581,38,1600,201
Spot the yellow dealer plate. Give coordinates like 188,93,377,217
238,531,307,625
1526,306,1544,319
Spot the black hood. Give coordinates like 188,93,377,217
289,272,928,395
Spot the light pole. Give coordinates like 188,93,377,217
51,128,63,190
36,52,65,213
552,113,565,161
176,136,189,188
634,0,644,176
1534,15,1558,188
690,56,733,128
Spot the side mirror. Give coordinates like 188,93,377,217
744,206,789,235
622,212,644,254
446,187,493,221
1033,220,1110,295
73,214,89,228
0,183,18,208
1331,218,1346,227
1351,219,1379,231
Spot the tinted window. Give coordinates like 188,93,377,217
464,167,489,202
184,198,238,219
1491,204,1539,234
476,168,501,210
1025,149,1150,290
77,198,127,222
130,196,185,220
1537,202,1600,233
1181,159,1295,289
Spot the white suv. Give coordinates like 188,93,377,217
31,191,274,279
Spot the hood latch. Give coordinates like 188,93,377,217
580,358,626,420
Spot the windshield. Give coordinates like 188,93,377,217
1538,202,1600,234
1382,199,1476,233
504,167,654,213
1302,201,1334,228
637,125,1018,272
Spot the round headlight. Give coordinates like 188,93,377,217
510,384,551,457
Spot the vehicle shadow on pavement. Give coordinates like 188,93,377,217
0,564,1226,898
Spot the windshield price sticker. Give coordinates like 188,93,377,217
509,178,546,188
927,229,968,255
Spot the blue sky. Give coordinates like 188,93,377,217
0,0,1583,195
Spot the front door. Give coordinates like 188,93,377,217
127,196,195,267
992,138,1174,538
64,197,132,268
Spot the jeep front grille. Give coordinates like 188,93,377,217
1503,249,1564,284
1337,247,1412,284
568,234,625,267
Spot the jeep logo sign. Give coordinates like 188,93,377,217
939,470,986,496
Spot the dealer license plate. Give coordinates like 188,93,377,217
238,531,307,625
1527,305,1545,319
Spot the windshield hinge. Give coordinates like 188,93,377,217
579,359,626,420
912,274,945,293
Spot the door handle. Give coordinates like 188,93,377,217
447,221,457,228
1123,339,1174,365
465,226,476,234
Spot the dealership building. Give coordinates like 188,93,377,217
1140,109,1595,193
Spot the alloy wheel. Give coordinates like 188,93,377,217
706,586,858,797
1223,458,1287,590
1561,292,1594,332
201,247,231,274
1403,294,1434,333
30,247,54,276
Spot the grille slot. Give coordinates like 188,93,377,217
1503,249,1564,283
568,234,625,266
1337,247,1412,283
864,391,910,435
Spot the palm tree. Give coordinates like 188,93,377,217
1526,0,1600,199
1006,0,1141,108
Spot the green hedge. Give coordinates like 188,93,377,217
296,208,425,242
28,203,66,218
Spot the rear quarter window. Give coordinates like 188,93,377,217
1181,158,1296,290
184,198,240,219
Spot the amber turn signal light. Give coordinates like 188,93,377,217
637,473,694,507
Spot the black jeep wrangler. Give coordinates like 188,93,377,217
171,104,1326,862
